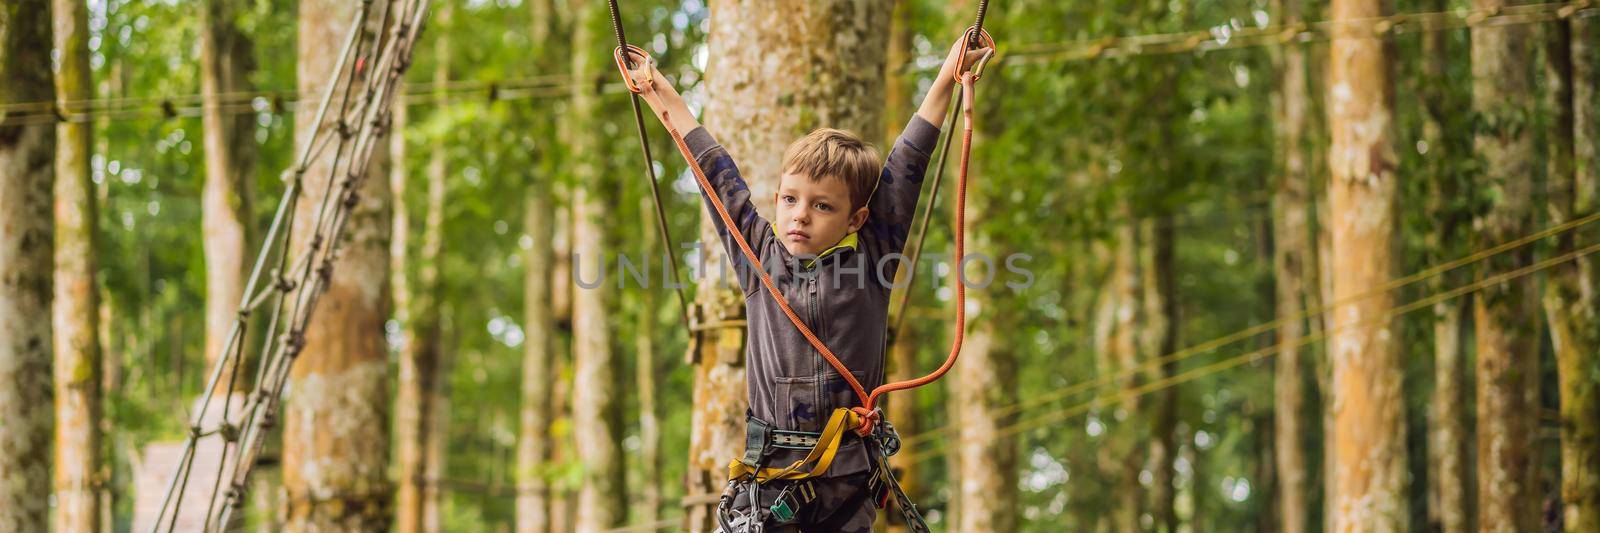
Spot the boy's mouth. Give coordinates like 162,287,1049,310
786,229,810,242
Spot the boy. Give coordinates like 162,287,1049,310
626,37,989,531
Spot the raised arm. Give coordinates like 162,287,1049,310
864,37,993,259
621,56,775,293
916,37,994,136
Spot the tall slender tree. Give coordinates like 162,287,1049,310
53,0,101,529
0,0,56,529
686,1,892,530
882,3,922,528
548,205,576,533
395,7,450,529
1470,1,1541,529
1270,1,1313,531
1417,2,1471,531
516,1,561,530
1145,218,1179,533
636,197,664,527
570,3,626,530
199,0,257,392
1092,213,1144,533
282,1,393,528
517,181,556,533
1544,13,1599,533
1325,0,1407,529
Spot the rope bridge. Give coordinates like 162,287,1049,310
146,0,429,531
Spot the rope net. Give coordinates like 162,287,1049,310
146,0,430,531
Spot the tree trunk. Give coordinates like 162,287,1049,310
389,73,420,533
548,206,575,533
884,325,920,529
517,1,562,529
953,321,1015,533
636,199,664,527
0,0,56,529
1145,219,1179,533
882,0,914,147
953,176,1017,532
52,0,100,530
570,3,626,530
282,1,393,529
688,1,891,529
1270,1,1312,530
1416,0,1471,530
1429,300,1469,532
1470,1,1541,530
1325,0,1407,529
396,12,450,530
516,164,556,533
1544,14,1600,533
200,0,257,393
422,336,449,533
1092,210,1143,533
883,3,920,529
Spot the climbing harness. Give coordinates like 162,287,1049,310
610,0,992,529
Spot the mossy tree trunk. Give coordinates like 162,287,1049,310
53,0,101,530
0,0,57,529
1417,1,1472,530
1470,1,1541,530
1544,13,1600,533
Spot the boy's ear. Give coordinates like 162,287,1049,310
848,206,869,233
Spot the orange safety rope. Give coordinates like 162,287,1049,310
614,26,994,436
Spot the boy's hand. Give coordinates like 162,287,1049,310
937,36,994,84
617,50,701,133
915,34,994,126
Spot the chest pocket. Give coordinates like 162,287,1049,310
774,370,869,433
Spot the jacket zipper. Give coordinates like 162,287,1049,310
809,274,822,420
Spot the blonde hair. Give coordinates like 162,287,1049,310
781,128,881,211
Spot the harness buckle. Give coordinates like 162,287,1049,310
872,416,902,457
767,480,816,523
741,415,774,468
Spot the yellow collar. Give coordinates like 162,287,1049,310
774,228,858,269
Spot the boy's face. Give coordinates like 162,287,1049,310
773,171,869,258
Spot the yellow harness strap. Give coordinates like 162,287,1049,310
727,408,860,482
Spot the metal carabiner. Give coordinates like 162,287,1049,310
955,25,997,84
612,44,656,94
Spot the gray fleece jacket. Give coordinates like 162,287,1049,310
682,115,941,478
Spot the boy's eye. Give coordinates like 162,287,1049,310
781,195,797,205
814,202,832,212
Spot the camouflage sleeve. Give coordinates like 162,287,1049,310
861,115,940,282
683,126,776,294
